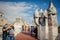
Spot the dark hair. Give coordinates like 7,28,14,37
10,26,14,29
5,24,8,25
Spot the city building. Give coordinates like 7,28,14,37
0,12,8,26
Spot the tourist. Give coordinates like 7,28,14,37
34,26,38,39
2,24,8,40
31,26,35,36
7,25,14,40
14,23,22,36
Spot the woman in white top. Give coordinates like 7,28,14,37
14,22,22,36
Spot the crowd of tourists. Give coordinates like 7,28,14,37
2,24,38,40
2,24,14,40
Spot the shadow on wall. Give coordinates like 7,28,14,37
58,26,60,33
55,33,60,40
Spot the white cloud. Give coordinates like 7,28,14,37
0,1,38,25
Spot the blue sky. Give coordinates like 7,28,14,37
0,0,60,26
